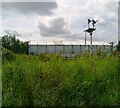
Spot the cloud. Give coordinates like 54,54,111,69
4,29,35,38
2,0,118,44
2,0,56,2
38,17,71,37
56,0,118,43
2,2,57,15
4,29,22,36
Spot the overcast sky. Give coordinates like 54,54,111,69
1,0,119,44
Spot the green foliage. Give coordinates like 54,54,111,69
116,40,120,52
2,54,119,107
39,53,50,62
2,48,15,62
2,35,28,54
38,53,62,62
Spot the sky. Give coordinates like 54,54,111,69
1,0,119,45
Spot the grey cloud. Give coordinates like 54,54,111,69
3,0,56,2
4,29,33,37
97,22,109,27
2,2,57,15
104,2,117,14
38,17,71,37
4,29,21,36
62,34,84,40
89,30,118,44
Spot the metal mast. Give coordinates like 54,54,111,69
84,19,98,55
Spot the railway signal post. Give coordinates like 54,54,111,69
84,19,98,55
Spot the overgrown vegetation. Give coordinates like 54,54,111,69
2,53,119,107
1,35,119,106
2,35,28,54
2,48,16,62
116,40,120,52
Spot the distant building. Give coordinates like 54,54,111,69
28,40,112,57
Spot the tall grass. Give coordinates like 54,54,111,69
2,53,119,106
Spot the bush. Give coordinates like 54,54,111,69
38,53,49,62
38,53,62,62
111,51,120,56
2,48,15,62
2,35,28,54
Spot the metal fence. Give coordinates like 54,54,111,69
28,41,112,57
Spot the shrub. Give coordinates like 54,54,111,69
38,53,49,62
2,48,15,62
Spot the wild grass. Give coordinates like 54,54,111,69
2,53,119,107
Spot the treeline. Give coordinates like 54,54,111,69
1,35,28,54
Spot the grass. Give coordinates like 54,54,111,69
2,53,119,107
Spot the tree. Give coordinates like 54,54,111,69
116,40,120,52
1,35,28,54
